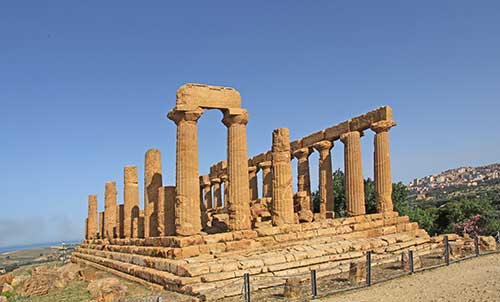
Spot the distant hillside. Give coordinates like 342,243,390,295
408,163,500,200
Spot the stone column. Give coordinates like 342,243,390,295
371,120,397,213
132,217,139,238
200,175,213,209
222,109,252,231
116,204,124,238
220,174,229,206
258,161,273,198
124,166,139,238
104,181,117,239
211,177,222,208
168,108,203,236
87,194,98,240
99,212,105,239
313,141,335,219
138,210,145,238
292,147,313,198
144,149,163,238
271,128,295,225
340,131,366,216
157,186,176,236
248,166,259,201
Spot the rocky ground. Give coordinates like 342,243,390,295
0,261,194,302
322,252,500,302
1,252,499,301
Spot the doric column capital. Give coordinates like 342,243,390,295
248,166,258,174
312,140,334,158
370,120,397,133
199,175,211,188
293,147,313,161
258,161,272,170
222,108,249,127
340,131,362,143
167,107,204,125
210,177,221,185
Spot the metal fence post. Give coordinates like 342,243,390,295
243,273,251,302
366,251,372,286
409,250,414,273
474,235,480,257
311,269,318,297
444,235,450,265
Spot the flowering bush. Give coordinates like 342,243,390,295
455,214,481,236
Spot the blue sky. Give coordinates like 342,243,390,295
1,1,499,247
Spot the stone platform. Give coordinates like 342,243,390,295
73,212,437,300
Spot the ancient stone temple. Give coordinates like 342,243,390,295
75,83,434,301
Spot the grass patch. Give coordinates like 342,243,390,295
9,281,91,302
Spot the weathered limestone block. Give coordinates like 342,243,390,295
341,131,366,216
479,236,497,251
294,191,313,222
313,140,334,219
222,109,252,231
124,166,140,238
271,128,295,225
348,261,366,284
104,181,117,239
248,166,259,201
371,120,397,213
168,108,203,236
144,149,163,238
258,161,273,198
157,186,176,236
87,195,98,240
283,277,302,298
175,83,241,110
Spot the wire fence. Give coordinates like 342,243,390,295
212,235,500,302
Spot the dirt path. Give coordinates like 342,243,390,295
320,253,500,302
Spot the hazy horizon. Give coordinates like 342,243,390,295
2,1,499,247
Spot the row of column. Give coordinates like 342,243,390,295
85,118,396,239
85,149,175,240
196,120,397,226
